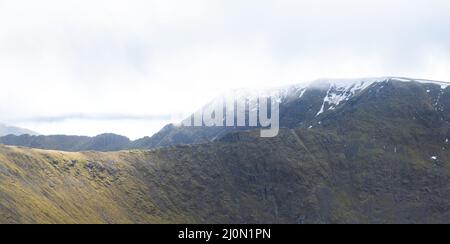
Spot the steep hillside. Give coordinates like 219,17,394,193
0,125,448,223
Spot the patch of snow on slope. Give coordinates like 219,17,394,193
298,88,307,98
316,79,383,116
213,77,448,119
316,100,326,116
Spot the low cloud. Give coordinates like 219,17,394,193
17,114,173,123
1,0,449,137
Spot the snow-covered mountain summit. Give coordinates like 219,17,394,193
303,77,449,116
208,77,449,116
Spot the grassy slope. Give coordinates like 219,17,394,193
0,146,177,224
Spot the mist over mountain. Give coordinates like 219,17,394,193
0,124,39,137
2,77,448,151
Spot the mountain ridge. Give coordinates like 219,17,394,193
0,76,449,223
0,77,448,151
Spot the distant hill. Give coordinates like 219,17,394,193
0,133,130,152
0,124,39,137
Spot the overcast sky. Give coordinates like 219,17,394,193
1,0,449,139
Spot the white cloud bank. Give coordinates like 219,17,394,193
0,0,449,138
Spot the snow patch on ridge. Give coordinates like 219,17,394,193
298,88,307,99
207,76,448,119
314,77,449,116
316,79,381,116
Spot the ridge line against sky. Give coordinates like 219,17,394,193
1,0,449,138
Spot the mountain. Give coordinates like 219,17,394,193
131,77,450,147
0,123,39,137
0,77,449,223
1,77,449,152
